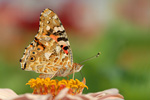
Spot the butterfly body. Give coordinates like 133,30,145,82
20,8,83,78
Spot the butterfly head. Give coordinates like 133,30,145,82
73,63,84,72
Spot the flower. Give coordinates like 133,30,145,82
26,77,88,98
0,76,124,100
0,88,124,100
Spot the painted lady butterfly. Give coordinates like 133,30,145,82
20,8,83,78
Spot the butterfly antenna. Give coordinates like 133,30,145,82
79,52,101,64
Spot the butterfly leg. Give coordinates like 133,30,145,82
50,70,59,79
72,66,75,80
52,76,57,79
66,76,69,80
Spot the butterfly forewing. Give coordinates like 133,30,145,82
37,8,73,63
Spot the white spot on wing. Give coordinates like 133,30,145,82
61,25,64,30
53,27,59,32
65,65,69,68
59,27,63,31
45,52,51,60
45,42,49,46
47,21,50,24
59,41,67,46
53,27,63,32
43,10,51,17
46,26,50,30
45,37,51,41
53,15,57,19
56,46,61,53
67,41,70,45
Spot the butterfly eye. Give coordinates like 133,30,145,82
30,56,36,62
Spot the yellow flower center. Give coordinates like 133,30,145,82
26,77,88,98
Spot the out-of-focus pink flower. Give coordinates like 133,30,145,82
0,88,124,100
0,2,39,48
0,2,39,31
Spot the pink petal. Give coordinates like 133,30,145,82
86,88,119,97
54,88,69,99
11,93,52,100
85,88,124,100
0,88,18,99
0,88,53,100
0,88,124,100
54,88,124,100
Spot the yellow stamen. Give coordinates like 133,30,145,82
26,77,88,98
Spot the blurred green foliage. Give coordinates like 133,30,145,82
0,20,150,100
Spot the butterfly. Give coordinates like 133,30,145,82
20,8,84,79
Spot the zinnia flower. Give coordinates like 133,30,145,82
0,77,124,100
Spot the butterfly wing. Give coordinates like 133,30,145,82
37,8,73,64
20,8,73,77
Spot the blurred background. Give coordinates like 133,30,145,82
0,0,150,99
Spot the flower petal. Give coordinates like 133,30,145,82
54,88,69,99
12,93,52,100
0,88,18,99
54,88,124,100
